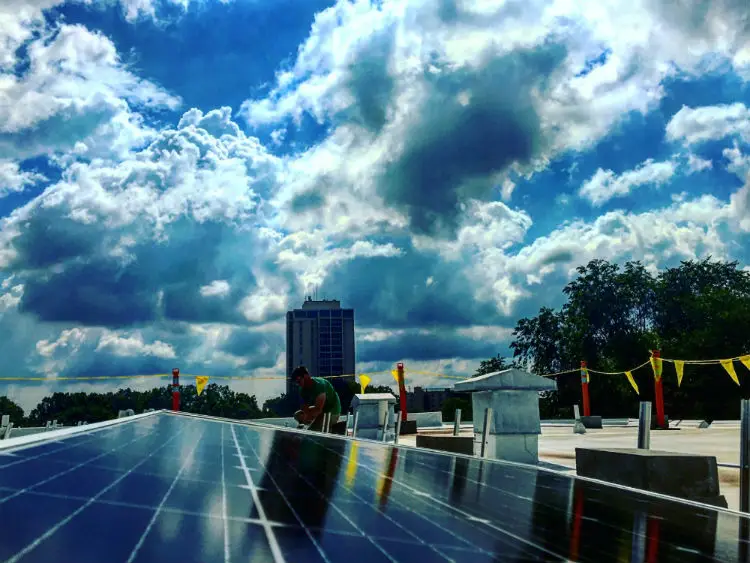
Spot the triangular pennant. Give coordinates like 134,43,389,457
720,359,740,386
196,376,209,396
624,371,639,395
650,355,663,380
391,369,399,384
674,360,685,387
740,355,750,372
359,374,371,394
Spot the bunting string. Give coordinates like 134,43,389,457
0,352,748,393
535,351,750,395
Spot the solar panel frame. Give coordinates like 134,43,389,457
0,411,745,563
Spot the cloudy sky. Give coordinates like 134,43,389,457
1,0,749,412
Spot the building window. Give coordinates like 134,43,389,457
343,309,353,318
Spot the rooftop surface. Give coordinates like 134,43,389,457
0,412,747,562
405,421,747,511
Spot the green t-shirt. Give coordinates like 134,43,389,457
299,377,341,416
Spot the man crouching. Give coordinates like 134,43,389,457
291,365,341,431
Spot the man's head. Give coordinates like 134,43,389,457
291,365,312,388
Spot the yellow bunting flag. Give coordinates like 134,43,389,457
391,369,399,384
650,354,663,380
740,355,750,372
359,374,371,394
624,371,639,395
674,360,685,387
196,376,209,396
720,359,740,386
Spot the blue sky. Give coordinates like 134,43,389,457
1,0,750,411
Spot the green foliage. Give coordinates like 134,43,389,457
442,396,472,422
262,393,298,417
508,257,750,419
474,354,514,376
0,396,24,425
179,384,262,419
367,384,396,394
25,384,263,426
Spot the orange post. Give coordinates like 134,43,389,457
396,362,407,421
652,350,665,429
580,361,591,417
171,368,180,412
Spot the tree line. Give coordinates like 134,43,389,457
0,379,397,427
0,384,266,427
509,258,750,420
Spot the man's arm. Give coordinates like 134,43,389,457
301,392,327,422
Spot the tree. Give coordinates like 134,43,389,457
26,384,264,425
442,396,472,422
653,258,750,420
262,393,298,417
367,384,395,394
508,257,750,419
474,354,513,376
0,396,24,425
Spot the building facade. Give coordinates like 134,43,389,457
285,297,355,396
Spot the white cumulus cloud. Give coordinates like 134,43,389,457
578,159,677,206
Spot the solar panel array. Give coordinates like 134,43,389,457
0,412,747,562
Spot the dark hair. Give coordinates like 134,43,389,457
291,365,309,380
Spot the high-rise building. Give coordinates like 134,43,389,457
285,297,355,396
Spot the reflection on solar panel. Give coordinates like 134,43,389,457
0,411,747,562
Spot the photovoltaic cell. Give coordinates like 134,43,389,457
0,411,747,562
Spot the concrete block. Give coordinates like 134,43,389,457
580,416,602,429
575,448,726,507
471,390,542,435
399,420,417,435
351,393,396,430
417,435,474,455
409,411,443,428
475,433,540,464
457,368,552,465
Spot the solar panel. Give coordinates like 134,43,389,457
0,411,746,562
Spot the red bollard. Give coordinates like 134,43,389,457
580,361,591,417
396,363,407,422
172,368,180,412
